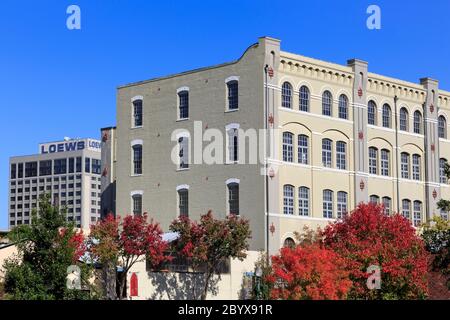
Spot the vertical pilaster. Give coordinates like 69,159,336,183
421,78,440,220
100,127,117,218
348,59,369,205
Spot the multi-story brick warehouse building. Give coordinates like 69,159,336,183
102,36,450,255
8,138,103,230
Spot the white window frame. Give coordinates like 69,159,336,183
131,140,143,176
225,123,240,164
131,96,144,129
298,187,309,216
283,185,294,215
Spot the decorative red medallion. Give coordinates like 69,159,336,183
268,113,274,126
358,131,364,140
268,67,274,78
432,189,437,199
359,180,365,191
102,167,108,177
268,167,275,179
358,87,363,97
431,144,435,152
102,131,109,142
430,104,434,113
270,223,276,235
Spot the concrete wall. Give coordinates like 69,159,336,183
126,251,259,300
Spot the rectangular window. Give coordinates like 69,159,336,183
336,142,346,170
92,159,102,175
322,139,332,168
178,190,188,217
76,157,82,173
228,183,239,215
39,160,52,176
227,128,239,163
178,91,189,119
298,187,309,216
179,137,189,169
133,145,143,175
25,162,38,178
85,158,91,173
69,158,75,173
381,150,390,176
227,81,239,110
133,100,143,127
18,163,23,178
11,164,17,179
337,191,347,219
54,159,67,175
132,194,142,216
369,148,378,175
401,153,410,179
282,133,293,162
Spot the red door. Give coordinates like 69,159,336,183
130,273,138,297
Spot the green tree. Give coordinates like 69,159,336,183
2,194,97,300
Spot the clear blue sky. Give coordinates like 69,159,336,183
1,0,449,229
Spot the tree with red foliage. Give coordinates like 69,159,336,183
322,203,429,300
89,213,169,300
169,211,251,300
267,244,352,300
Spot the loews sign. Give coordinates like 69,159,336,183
39,139,101,154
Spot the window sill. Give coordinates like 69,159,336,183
177,168,190,172
131,126,143,130
225,161,239,165
225,109,239,113
130,174,143,177
176,118,189,122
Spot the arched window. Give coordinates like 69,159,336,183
402,199,411,220
368,100,376,125
322,91,333,116
178,90,189,119
413,111,422,134
227,182,239,215
283,185,294,215
297,135,308,165
413,201,422,227
336,141,346,170
382,104,392,128
370,195,380,204
400,107,409,131
299,86,310,112
133,99,143,127
323,189,333,218
337,191,348,219
440,158,448,184
281,82,293,108
382,197,391,215
227,80,239,110
226,124,239,163
283,132,293,162
298,187,309,216
438,115,447,139
369,147,378,175
412,154,421,181
338,94,348,119
401,152,410,179
283,238,296,248
322,139,332,168
380,149,390,176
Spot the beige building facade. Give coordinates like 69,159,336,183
104,36,450,257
